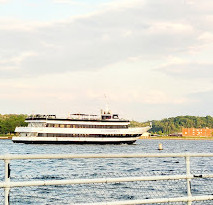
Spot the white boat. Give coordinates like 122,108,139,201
12,110,151,144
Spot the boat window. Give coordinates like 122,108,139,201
113,114,119,119
102,115,112,120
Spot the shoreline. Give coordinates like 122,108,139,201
140,136,213,140
0,136,13,139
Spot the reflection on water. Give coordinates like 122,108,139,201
0,139,213,204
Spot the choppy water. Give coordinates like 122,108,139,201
0,139,213,204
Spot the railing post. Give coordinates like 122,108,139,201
4,159,10,205
185,156,192,205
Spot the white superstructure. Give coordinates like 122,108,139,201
12,110,151,144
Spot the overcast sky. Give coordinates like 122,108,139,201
0,0,213,121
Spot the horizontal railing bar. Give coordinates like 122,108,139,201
0,175,189,188
0,153,213,160
77,195,213,205
0,173,213,188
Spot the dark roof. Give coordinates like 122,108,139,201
26,117,129,123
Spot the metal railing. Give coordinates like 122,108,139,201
0,153,213,205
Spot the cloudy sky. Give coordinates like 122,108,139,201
0,0,213,121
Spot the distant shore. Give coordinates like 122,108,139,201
140,136,213,140
0,135,13,139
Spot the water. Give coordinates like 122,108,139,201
0,139,213,204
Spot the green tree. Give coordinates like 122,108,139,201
0,114,27,134
131,115,213,135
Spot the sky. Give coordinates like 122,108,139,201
0,0,213,121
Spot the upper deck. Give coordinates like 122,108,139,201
26,112,129,123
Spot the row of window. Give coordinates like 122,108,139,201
38,133,138,138
46,124,128,129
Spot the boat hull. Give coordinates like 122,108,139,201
12,136,138,144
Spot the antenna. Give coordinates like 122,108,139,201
104,94,110,114
31,110,35,118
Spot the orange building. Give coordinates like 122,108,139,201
182,128,213,137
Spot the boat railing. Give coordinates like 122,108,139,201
0,153,213,205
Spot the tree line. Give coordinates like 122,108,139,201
0,114,213,135
0,114,27,135
130,115,213,135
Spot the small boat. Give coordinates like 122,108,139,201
12,109,151,144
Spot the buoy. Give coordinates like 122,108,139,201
158,143,163,150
